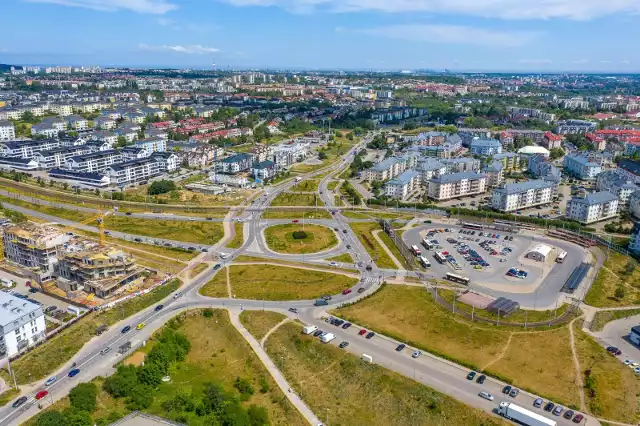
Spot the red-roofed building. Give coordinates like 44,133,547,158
542,131,563,150
585,133,606,151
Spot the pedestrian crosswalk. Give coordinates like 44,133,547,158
360,276,379,286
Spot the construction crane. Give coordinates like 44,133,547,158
59,209,109,246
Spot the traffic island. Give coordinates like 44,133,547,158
264,223,339,254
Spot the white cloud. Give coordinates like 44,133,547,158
138,44,220,54
621,59,631,64
224,0,640,20
519,59,553,64
156,18,220,33
354,24,539,47
24,0,177,14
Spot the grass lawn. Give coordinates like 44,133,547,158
262,209,332,219
585,251,640,307
104,216,224,245
221,264,357,301
188,263,209,279
574,322,640,423
232,255,356,273
348,222,396,269
239,311,288,341
143,310,306,426
327,181,339,191
377,229,412,270
326,253,354,263
200,267,229,298
334,285,579,406
270,192,319,207
227,222,244,249
265,321,506,426
0,388,20,408
264,223,338,254
591,308,640,331
3,280,181,385
290,179,320,192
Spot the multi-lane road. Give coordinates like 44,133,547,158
0,132,602,426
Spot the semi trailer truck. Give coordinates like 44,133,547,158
497,402,556,426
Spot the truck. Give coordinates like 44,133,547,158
319,333,336,343
118,341,132,355
497,402,556,426
302,325,318,335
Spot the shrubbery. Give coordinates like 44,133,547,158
292,230,307,239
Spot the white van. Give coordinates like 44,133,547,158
302,325,318,335
361,354,373,363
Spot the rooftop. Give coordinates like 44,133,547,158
0,293,42,328
430,171,485,184
493,179,555,195
569,191,618,206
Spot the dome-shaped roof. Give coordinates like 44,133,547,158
517,145,550,156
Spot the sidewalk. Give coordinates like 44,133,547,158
227,309,321,426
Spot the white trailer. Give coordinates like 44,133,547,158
319,333,336,343
302,325,318,335
497,402,556,426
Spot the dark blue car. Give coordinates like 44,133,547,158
121,325,131,334
68,368,80,377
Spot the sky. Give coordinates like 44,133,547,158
1,0,640,72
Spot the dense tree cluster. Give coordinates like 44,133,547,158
148,179,177,196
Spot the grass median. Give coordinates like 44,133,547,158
264,321,505,426
227,222,244,249
262,209,332,219
200,267,229,298
202,264,357,301
326,253,354,263
270,192,320,207
348,222,396,269
591,308,640,331
264,223,338,254
290,179,320,192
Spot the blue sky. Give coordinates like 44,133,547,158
2,0,640,71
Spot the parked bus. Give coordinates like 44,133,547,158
421,239,434,250
411,245,422,256
461,222,485,230
445,273,470,285
433,251,447,264
556,251,567,263
419,256,431,268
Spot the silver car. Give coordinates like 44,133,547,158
478,391,494,401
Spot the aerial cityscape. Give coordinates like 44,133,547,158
3,1,640,426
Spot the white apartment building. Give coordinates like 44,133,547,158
66,115,89,131
49,104,73,116
66,150,122,173
364,156,417,181
566,191,619,224
106,158,162,186
491,180,554,212
0,139,61,158
135,137,166,153
384,170,421,200
0,293,46,358
34,146,92,169
595,170,638,209
427,172,487,201
563,155,602,180
0,121,15,141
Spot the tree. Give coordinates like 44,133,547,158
63,409,92,426
69,382,98,413
292,231,307,240
148,180,177,195
36,411,68,426
103,365,138,398
248,405,269,426
549,148,565,160
127,384,154,410
137,361,163,387
234,377,254,400
318,151,328,160
614,286,625,300
116,136,128,148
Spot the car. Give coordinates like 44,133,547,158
121,325,131,334
533,398,543,408
134,238,142,242
366,332,375,339
552,406,563,416
509,388,520,398
564,409,574,420
68,368,80,377
412,350,422,358
44,376,57,386
502,385,512,394
155,304,164,312
136,322,146,330
213,264,221,270
35,390,49,400
292,220,299,223
288,308,299,314
342,289,352,295
338,341,349,349
28,288,38,293
206,217,213,221
395,344,406,352
544,402,555,412
466,371,476,380
329,261,338,266
624,359,633,365
174,292,183,299
346,244,351,249
357,287,365,293
478,391,494,401
313,330,324,337
359,329,367,336
573,414,584,423
476,374,486,384
12,396,27,408
125,212,132,216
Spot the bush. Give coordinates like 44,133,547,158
69,382,98,413
202,308,214,318
234,377,255,400
36,411,68,426
127,384,154,410
292,230,307,240
148,179,177,196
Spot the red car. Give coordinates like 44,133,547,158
358,329,367,336
342,289,352,295
35,390,48,400
292,220,299,223
572,414,584,423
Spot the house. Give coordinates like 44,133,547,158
427,172,487,201
563,155,602,180
215,153,252,174
252,160,277,181
0,120,15,141
385,170,421,200
491,180,555,212
469,138,502,156
566,191,619,224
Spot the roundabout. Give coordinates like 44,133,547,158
263,223,339,254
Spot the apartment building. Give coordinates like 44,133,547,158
457,128,491,146
595,170,638,209
385,170,421,200
555,119,597,135
95,116,117,130
0,292,46,358
427,172,486,201
469,138,502,156
542,132,563,150
0,139,61,158
106,158,162,186
483,160,504,188
3,224,71,282
33,146,92,169
113,127,139,143
364,157,407,181
48,169,110,187
507,106,556,122
252,160,278,181
150,152,179,172
215,153,252,174
493,152,525,172
441,158,481,174
0,121,15,141
563,155,602,180
566,191,619,224
66,115,89,131
491,180,554,212
135,137,166,154
502,129,546,144
415,158,446,183
66,150,122,173
90,130,117,147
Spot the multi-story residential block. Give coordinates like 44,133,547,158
441,157,481,174
65,115,89,131
0,157,39,170
0,139,61,158
542,131,563,150
506,129,546,144
90,130,118,147
0,292,46,358
150,152,179,172
566,191,619,224
469,138,502,156
457,128,491,146
493,152,525,172
385,170,421,200
0,121,15,141
491,180,554,212
120,147,149,161
563,155,602,180
48,169,110,187
105,158,161,186
33,146,92,169
528,154,561,179
483,160,504,188
95,116,116,130
252,160,278,181
2,223,71,282
113,127,139,143
135,137,166,154
507,106,556,122
0,107,24,121
427,172,486,201
215,153,252,174
49,103,73,116
595,170,639,209
364,157,407,181
66,150,122,173
415,158,446,183
555,119,597,135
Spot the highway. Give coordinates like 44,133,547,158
0,131,602,426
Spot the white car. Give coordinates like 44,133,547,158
624,359,633,365
329,261,337,266
478,391,494,401
44,376,57,387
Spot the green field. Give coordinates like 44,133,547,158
586,251,640,307
270,192,319,207
239,311,288,341
290,179,320,192
262,209,332,219
348,222,397,269
227,222,244,249
264,223,338,254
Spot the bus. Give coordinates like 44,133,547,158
556,251,567,263
419,256,431,268
433,252,447,264
445,273,470,285
461,222,485,230
411,245,422,256
421,239,434,250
